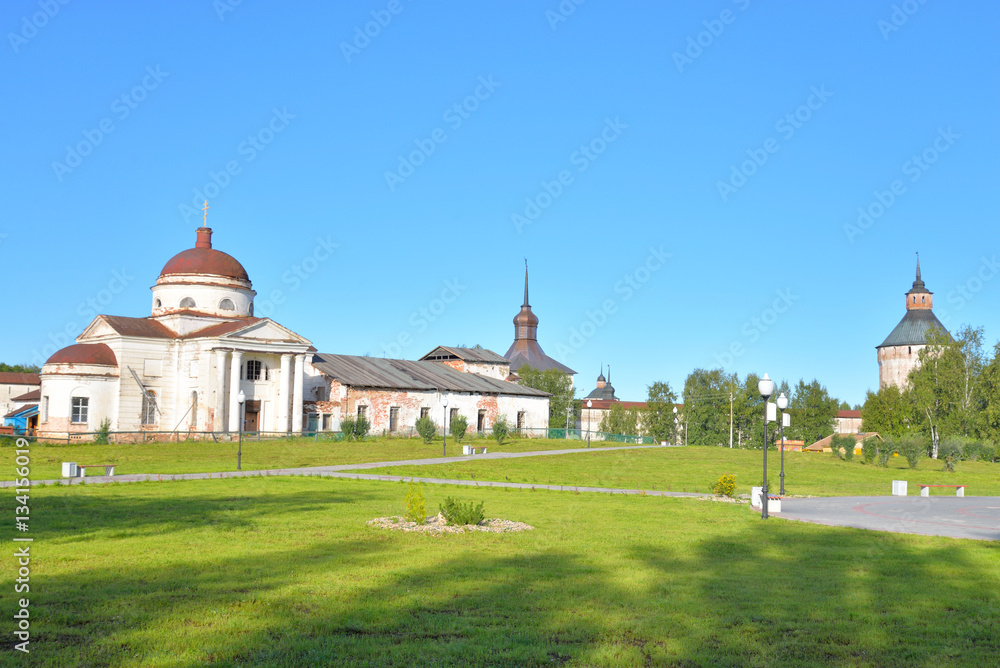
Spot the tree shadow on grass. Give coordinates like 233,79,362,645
630,520,1000,667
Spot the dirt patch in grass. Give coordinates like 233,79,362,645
367,513,534,535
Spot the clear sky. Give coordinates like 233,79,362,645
3,0,998,407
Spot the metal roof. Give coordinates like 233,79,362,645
877,309,952,348
0,372,40,386
101,315,178,339
419,346,510,364
311,353,549,397
503,340,577,375
46,343,118,366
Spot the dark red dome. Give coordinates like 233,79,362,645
159,227,249,282
46,343,118,366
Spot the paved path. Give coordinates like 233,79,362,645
778,496,1000,541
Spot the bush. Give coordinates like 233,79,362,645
877,442,896,467
439,497,485,526
939,436,965,462
943,454,958,473
405,482,426,523
492,414,510,445
830,434,856,461
898,436,926,469
450,415,468,442
982,441,999,463
340,415,371,441
415,416,436,444
94,418,112,445
713,474,737,498
861,437,879,465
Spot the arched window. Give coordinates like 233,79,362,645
248,302,254,316
154,298,162,308
219,298,235,310
180,297,196,308
141,391,157,425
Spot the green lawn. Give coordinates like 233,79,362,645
3,476,997,667
366,446,1000,497
0,436,620,481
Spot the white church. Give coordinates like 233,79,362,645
38,223,550,440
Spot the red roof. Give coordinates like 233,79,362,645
0,372,40,386
159,227,249,282
837,410,862,419
102,315,178,339
46,343,118,366
160,248,249,281
183,318,262,339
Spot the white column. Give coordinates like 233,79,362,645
228,351,243,433
292,353,305,434
279,353,292,433
214,349,228,432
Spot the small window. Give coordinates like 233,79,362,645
389,407,399,432
246,360,263,381
450,408,459,423
922,296,925,304
71,397,89,424
41,396,49,423
219,298,235,310
141,391,157,425
420,407,430,419
180,297,196,308
154,298,162,308
248,302,254,316
517,411,525,430
322,414,332,431
908,346,912,355
477,409,486,432
357,405,368,419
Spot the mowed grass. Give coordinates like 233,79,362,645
0,436,611,481
2,476,998,667
367,446,1000,497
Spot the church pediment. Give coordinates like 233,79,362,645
217,319,312,346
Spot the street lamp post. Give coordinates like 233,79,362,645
586,400,592,447
442,396,449,457
777,392,788,496
672,405,678,446
758,374,774,519
237,390,245,471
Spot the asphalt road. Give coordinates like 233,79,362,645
778,495,1000,541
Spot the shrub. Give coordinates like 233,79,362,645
830,434,855,461
898,436,926,469
982,441,999,463
415,416,437,444
943,454,958,473
450,415,468,442
0,435,14,448
861,437,879,465
877,441,896,467
94,418,112,445
439,497,485,526
492,414,510,445
405,482,426,523
713,474,737,498
339,415,371,441
939,436,964,462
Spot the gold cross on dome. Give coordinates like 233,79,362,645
202,200,209,227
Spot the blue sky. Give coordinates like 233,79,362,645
3,0,998,407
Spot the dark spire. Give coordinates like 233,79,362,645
910,252,929,294
523,259,529,307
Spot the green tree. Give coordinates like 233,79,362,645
909,325,985,456
415,416,436,443
682,368,734,446
517,366,577,426
645,381,678,443
598,403,641,438
786,379,838,446
979,341,1000,441
861,385,912,438
0,363,40,373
